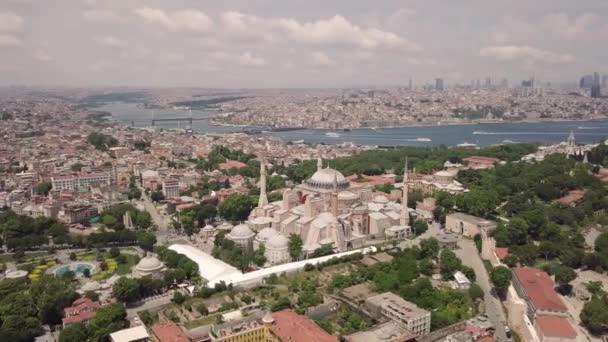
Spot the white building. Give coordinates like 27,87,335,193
264,234,290,265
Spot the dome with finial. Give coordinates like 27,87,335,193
305,168,349,190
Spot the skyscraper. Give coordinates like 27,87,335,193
580,75,593,88
408,78,413,90
435,78,444,91
485,77,492,88
591,72,601,98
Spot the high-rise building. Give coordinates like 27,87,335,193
408,78,412,90
435,78,444,91
485,77,492,88
591,72,602,98
580,74,593,88
602,75,608,88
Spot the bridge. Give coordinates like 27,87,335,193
150,117,210,126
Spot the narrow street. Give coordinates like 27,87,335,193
455,239,508,342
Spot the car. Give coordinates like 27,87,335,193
504,324,512,338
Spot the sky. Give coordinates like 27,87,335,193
1,0,607,88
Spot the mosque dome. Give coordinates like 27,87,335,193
229,224,255,239
266,234,289,250
135,255,164,273
256,227,279,242
305,168,350,190
373,195,389,204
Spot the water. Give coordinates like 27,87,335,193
55,262,93,276
96,102,608,147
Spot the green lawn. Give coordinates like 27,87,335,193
117,254,138,275
184,314,219,329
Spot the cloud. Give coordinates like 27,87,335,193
83,9,121,23
0,12,24,33
276,15,419,50
311,51,336,66
96,36,124,48
0,34,21,47
33,49,52,62
541,12,599,39
134,7,213,34
214,51,266,67
479,45,574,64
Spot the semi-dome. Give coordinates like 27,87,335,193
202,224,216,232
229,224,254,239
338,191,359,201
256,227,279,241
311,212,338,229
373,195,389,204
305,168,350,190
266,234,289,250
135,255,164,273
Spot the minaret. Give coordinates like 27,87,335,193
330,169,339,216
258,158,268,208
317,153,323,171
400,158,409,226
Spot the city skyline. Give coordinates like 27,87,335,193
1,0,608,88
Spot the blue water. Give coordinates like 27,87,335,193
96,102,608,147
55,263,93,276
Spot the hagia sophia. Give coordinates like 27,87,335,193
224,155,412,264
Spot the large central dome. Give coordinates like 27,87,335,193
305,168,350,190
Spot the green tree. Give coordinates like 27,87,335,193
59,323,88,342
554,265,577,295
218,194,256,221
581,295,608,335
112,277,141,303
413,219,429,235
150,191,165,202
439,249,462,279
34,182,53,196
88,303,128,342
468,283,484,301
288,233,303,261
490,266,512,292
419,238,440,259
137,231,157,251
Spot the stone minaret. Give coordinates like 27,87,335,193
258,158,268,208
400,158,409,226
330,169,339,216
317,152,323,171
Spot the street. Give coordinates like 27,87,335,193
139,193,170,244
455,239,508,342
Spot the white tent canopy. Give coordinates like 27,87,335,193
169,243,376,288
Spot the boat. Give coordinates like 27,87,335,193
325,132,341,138
292,140,305,144
457,142,478,147
502,139,514,144
416,137,432,142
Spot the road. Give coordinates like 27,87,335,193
455,239,508,342
139,194,170,244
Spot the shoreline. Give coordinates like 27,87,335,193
209,117,608,131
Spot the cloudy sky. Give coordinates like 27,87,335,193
1,0,607,88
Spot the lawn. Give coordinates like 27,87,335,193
117,254,138,275
184,314,219,329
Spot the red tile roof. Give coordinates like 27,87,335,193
63,298,99,315
219,160,247,170
512,267,567,312
463,156,499,165
536,315,577,338
477,336,494,342
495,247,510,260
556,190,585,206
62,310,96,324
151,321,190,342
270,309,338,342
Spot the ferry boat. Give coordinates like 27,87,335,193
325,132,341,138
416,137,432,142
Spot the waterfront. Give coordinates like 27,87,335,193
98,102,608,147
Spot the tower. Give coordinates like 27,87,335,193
330,168,339,216
400,158,409,226
258,158,268,208
317,149,323,171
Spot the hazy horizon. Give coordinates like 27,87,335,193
1,0,607,88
